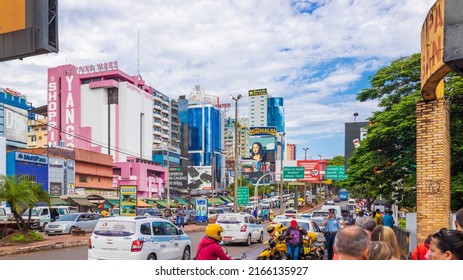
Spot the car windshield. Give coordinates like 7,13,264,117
22,209,41,216
216,209,225,214
216,215,241,224
312,212,329,218
93,221,136,237
58,213,79,221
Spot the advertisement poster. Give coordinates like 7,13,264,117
297,160,320,182
188,166,212,191
246,136,276,172
169,167,188,190
120,185,137,216
195,198,208,223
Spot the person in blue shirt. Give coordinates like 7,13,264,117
382,210,395,228
321,208,342,260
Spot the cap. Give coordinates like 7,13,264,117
290,220,297,227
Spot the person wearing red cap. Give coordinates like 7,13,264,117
284,219,307,260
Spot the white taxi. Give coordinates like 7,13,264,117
88,216,191,260
216,213,264,246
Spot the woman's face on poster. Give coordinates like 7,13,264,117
252,143,260,154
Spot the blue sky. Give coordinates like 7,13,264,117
0,0,436,160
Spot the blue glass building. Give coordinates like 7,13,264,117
267,97,285,133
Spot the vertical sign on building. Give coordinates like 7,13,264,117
120,185,137,216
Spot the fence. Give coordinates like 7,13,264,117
393,225,410,259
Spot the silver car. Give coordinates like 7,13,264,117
44,213,101,236
216,213,264,246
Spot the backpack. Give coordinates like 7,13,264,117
288,228,301,245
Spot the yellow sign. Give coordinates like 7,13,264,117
420,0,451,100
249,126,277,136
248,88,267,96
0,0,26,35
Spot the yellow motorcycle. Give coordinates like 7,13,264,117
299,232,325,260
257,224,287,260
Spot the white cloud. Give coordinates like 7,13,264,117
0,0,436,159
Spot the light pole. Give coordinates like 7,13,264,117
230,94,242,213
278,132,286,213
354,112,358,123
319,155,322,160
303,147,309,160
166,143,171,207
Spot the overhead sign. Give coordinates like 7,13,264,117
237,187,249,206
248,88,267,96
283,166,305,180
249,126,277,137
326,166,348,180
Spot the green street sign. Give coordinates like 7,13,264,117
237,187,249,206
283,166,305,180
326,166,348,180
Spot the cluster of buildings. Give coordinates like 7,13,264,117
0,60,292,207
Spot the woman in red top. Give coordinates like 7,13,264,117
411,235,432,260
195,224,232,260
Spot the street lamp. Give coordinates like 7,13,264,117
278,132,286,213
354,112,359,123
303,147,309,160
230,94,242,213
319,155,322,160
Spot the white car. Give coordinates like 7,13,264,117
216,213,264,246
270,214,287,225
279,218,326,245
88,216,192,260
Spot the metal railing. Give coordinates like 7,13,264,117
393,226,410,259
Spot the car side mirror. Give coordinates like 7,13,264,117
178,229,184,235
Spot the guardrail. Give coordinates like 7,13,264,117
393,225,410,259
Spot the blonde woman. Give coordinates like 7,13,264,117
371,225,401,259
368,241,394,260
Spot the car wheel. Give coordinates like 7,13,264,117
147,253,157,260
258,232,264,243
69,226,76,234
246,234,252,246
182,246,191,260
42,222,48,232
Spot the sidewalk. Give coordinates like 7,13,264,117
0,223,207,257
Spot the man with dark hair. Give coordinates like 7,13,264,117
455,208,463,231
372,209,383,226
382,210,395,229
334,226,370,260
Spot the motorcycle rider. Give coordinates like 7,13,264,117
195,224,232,260
284,219,307,260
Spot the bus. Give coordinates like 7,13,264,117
338,189,349,201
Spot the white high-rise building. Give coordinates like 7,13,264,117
248,89,268,127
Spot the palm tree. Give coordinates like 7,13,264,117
25,180,50,229
0,175,48,232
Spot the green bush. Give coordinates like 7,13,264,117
11,230,44,243
398,218,406,230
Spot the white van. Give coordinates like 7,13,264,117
321,205,342,217
22,206,76,230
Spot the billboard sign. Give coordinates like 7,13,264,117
169,167,188,190
297,160,320,182
247,136,276,172
195,198,208,223
4,104,27,143
248,88,267,96
237,187,249,206
120,185,137,216
187,166,212,191
326,166,348,180
249,126,277,137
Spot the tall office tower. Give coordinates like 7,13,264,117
248,89,268,127
238,117,250,158
267,97,285,133
187,85,222,167
47,63,153,163
151,89,181,167
224,118,235,163
286,143,296,160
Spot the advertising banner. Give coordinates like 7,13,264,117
169,167,188,190
297,160,320,182
4,104,28,143
195,198,208,223
249,126,277,137
247,136,276,172
187,166,212,191
120,185,137,216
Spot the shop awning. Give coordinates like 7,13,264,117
156,200,167,208
176,198,188,205
106,199,120,207
50,197,68,206
71,197,95,206
137,199,151,208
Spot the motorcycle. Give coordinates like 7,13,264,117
257,224,288,260
299,232,325,260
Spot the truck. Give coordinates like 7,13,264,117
0,207,40,238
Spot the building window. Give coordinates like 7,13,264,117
79,175,87,182
30,135,36,142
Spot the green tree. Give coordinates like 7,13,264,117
0,175,37,231
25,181,50,229
326,156,344,166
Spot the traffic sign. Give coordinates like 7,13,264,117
325,166,348,180
237,187,249,205
283,166,305,180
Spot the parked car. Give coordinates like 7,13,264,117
279,218,326,246
284,208,298,218
269,214,287,225
172,210,196,225
310,209,330,231
216,213,264,246
44,212,101,236
22,206,76,231
136,208,163,217
208,207,225,223
88,216,192,260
